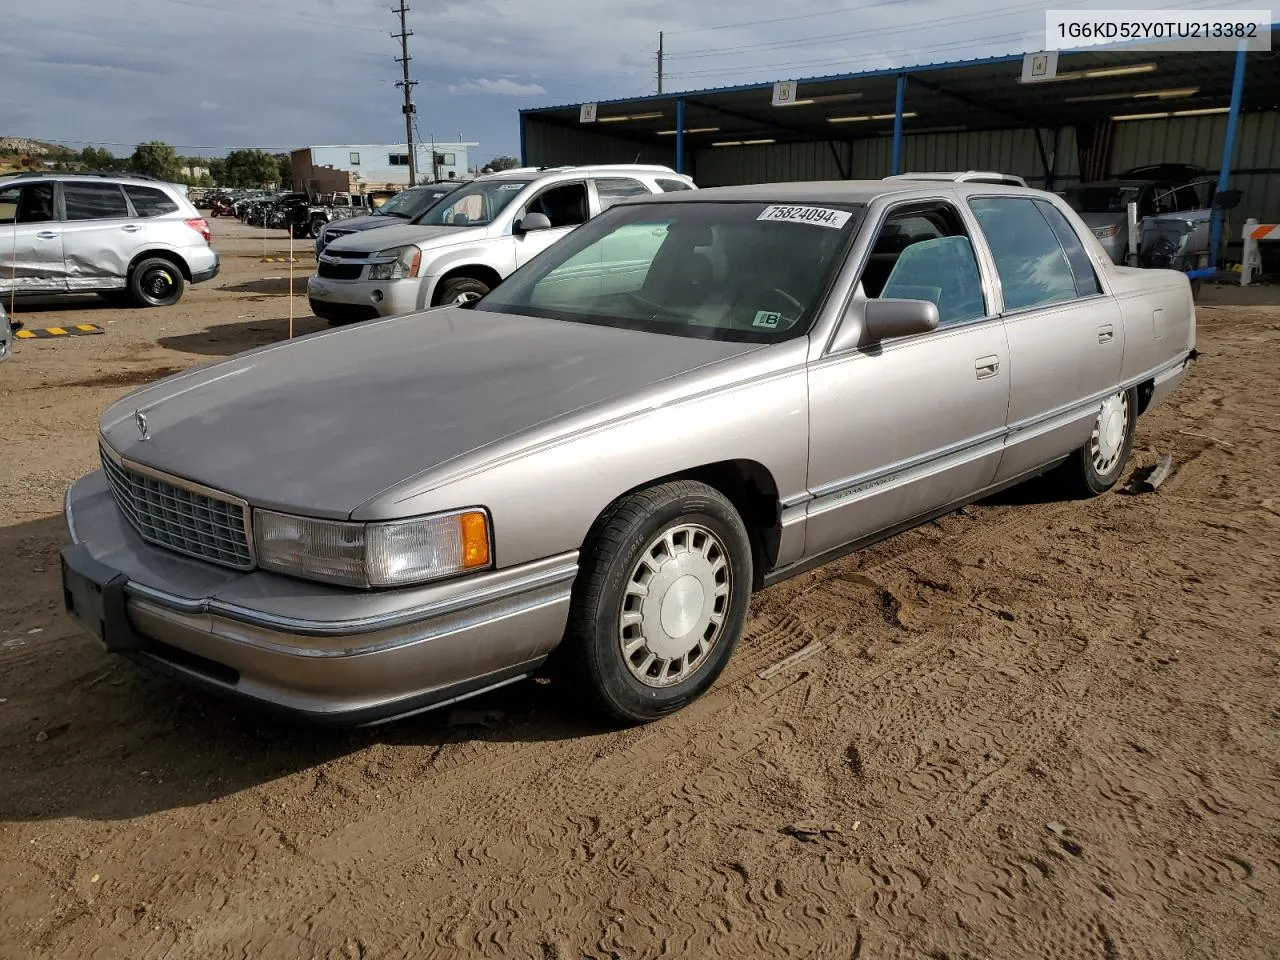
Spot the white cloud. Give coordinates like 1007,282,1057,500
448,77,548,96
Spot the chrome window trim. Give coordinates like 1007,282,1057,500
100,439,257,569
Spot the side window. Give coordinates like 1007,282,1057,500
123,184,179,218
1172,185,1202,211
861,203,986,326
656,178,693,193
969,197,1080,312
63,182,130,220
525,182,589,228
1034,200,1102,298
349,152,360,165
594,177,650,211
0,183,56,224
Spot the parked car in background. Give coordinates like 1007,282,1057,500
307,164,697,324
885,171,1030,187
0,172,218,307
315,182,461,255
62,180,1195,725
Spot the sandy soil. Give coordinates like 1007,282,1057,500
1,220,1278,959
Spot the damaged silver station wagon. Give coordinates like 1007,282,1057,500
61,180,1196,725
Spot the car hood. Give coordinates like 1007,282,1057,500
322,214,393,235
100,309,760,518
323,223,486,254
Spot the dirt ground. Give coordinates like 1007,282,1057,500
1,219,1278,959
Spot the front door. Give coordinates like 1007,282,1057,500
965,196,1125,482
804,200,1011,558
513,180,591,268
0,182,66,294
58,180,141,291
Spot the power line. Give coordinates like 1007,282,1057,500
153,0,386,33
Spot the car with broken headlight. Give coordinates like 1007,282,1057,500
61,180,1196,726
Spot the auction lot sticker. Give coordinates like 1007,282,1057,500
757,205,851,229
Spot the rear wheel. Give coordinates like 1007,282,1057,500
308,218,326,239
562,481,752,723
1064,387,1136,496
434,276,490,306
129,258,185,308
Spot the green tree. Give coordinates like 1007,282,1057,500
130,141,181,181
482,155,519,173
207,157,227,186
78,146,123,171
275,153,292,189
221,148,280,187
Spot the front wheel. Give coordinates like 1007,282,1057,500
434,276,490,306
308,218,326,239
1064,387,1136,496
562,481,753,723
129,258,185,308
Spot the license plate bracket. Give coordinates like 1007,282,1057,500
60,544,144,652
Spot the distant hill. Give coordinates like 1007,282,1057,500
0,137,74,157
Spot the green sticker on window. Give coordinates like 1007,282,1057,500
752,310,782,329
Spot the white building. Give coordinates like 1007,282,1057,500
290,141,477,192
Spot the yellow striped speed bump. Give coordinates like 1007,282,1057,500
15,323,105,339
261,256,310,263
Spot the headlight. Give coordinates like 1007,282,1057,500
1092,224,1122,239
253,508,491,588
368,244,422,280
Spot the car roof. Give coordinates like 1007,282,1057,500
617,179,1044,205
0,170,174,185
477,164,690,184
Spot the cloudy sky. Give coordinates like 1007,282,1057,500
0,0,1223,165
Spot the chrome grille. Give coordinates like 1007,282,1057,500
100,444,254,570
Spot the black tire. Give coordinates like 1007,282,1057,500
562,480,753,724
129,258,185,308
434,276,490,306
308,218,326,239
1064,386,1137,497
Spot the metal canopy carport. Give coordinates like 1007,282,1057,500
520,37,1280,269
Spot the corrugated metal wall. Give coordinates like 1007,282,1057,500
522,118,675,168
524,112,1280,227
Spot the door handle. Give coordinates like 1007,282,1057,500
975,356,1000,380
36,231,58,240
1098,324,1115,343
121,225,142,233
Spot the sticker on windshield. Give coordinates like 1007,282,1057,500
757,205,850,229
497,183,524,191
752,310,782,329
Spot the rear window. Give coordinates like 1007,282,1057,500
124,184,179,217
63,182,130,220
657,178,694,192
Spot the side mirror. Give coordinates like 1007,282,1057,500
1213,189,1242,210
514,212,552,234
863,298,939,342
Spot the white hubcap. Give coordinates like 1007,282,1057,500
454,291,481,304
620,524,731,688
1090,391,1129,475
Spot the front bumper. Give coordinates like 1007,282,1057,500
306,274,425,319
62,470,576,725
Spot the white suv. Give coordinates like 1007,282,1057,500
307,164,696,324
0,172,219,307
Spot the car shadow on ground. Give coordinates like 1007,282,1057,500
4,294,118,315
219,276,314,296
157,316,329,356
0,514,605,824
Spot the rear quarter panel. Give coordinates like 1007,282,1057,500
1108,266,1196,382
351,341,812,569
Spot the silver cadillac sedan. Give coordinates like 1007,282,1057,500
61,181,1196,725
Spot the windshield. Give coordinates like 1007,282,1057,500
415,179,531,227
476,200,862,343
377,186,451,219
1064,185,1141,214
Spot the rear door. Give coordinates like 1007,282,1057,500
967,196,1124,482
59,181,141,290
0,182,65,293
512,180,591,269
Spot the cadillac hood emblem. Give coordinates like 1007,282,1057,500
134,409,149,441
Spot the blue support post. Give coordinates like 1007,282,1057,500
1207,44,1247,276
675,98,686,174
890,74,906,175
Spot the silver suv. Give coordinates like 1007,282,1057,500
307,164,696,324
0,172,219,307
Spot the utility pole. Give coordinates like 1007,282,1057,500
657,31,664,94
392,0,417,186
